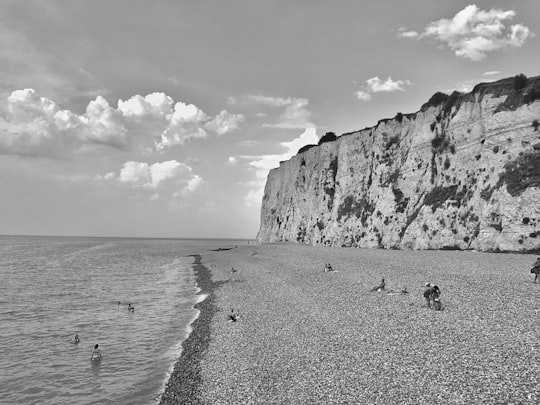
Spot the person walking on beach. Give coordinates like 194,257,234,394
531,258,540,283
91,344,102,360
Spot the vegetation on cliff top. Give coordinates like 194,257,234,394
295,73,540,156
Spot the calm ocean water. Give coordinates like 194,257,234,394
0,235,240,405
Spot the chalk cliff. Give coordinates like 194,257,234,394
257,75,540,252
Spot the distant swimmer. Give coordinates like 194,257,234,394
370,278,385,292
91,344,102,361
228,309,238,322
71,334,80,344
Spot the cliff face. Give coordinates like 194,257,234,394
257,76,540,252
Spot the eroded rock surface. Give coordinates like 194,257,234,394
257,75,540,252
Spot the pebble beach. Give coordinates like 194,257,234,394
160,243,540,404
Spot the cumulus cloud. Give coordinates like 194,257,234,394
0,89,245,157
0,89,127,157
204,110,245,136
108,159,202,197
410,5,532,61
238,128,319,207
355,76,412,101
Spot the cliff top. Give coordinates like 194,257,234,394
296,73,540,156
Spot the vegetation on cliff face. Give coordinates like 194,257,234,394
337,195,375,226
495,151,540,196
260,74,540,252
318,132,337,145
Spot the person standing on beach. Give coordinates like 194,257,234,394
531,258,540,283
424,283,441,308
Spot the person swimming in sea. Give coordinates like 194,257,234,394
91,344,102,360
71,334,80,344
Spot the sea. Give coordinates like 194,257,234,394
0,235,243,405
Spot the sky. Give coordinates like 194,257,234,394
0,0,538,239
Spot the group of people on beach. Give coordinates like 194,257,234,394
367,276,443,310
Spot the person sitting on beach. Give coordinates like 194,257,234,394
71,334,80,344
324,263,334,272
531,258,540,284
91,344,102,360
228,309,238,322
370,278,385,292
400,286,409,295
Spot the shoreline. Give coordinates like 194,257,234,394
159,254,217,405
158,245,539,403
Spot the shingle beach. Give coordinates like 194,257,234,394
160,244,540,404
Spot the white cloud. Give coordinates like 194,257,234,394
245,188,265,208
227,156,238,165
239,94,314,129
397,27,419,38
367,76,412,92
204,110,245,136
0,89,245,158
268,97,314,129
355,90,372,102
449,81,476,93
184,175,203,192
483,70,501,76
115,159,202,193
355,76,412,102
246,95,292,107
416,5,532,61
239,128,319,207
103,172,115,181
